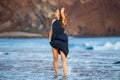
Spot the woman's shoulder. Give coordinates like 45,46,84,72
52,19,56,23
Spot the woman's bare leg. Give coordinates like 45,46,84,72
60,51,67,76
52,47,59,76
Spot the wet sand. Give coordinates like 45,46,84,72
0,31,42,38
0,50,120,80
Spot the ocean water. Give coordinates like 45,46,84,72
0,37,120,80
69,37,120,52
0,37,120,54
0,37,120,53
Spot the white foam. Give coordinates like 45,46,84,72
84,42,92,47
103,42,113,50
115,42,120,50
94,42,120,50
84,42,93,50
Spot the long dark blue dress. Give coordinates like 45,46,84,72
50,20,69,57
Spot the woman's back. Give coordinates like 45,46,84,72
52,20,64,33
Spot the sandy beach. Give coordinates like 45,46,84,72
0,31,42,38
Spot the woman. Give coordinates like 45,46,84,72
48,7,69,77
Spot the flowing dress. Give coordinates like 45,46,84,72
50,20,69,57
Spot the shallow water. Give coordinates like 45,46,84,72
0,37,120,80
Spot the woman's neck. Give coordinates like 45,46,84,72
56,16,60,20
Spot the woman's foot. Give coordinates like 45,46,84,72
55,72,59,76
63,74,67,80
64,73,67,77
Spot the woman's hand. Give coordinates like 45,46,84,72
48,19,55,43
61,7,65,13
48,38,51,43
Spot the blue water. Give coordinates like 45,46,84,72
0,37,120,80
0,37,120,53
0,37,120,60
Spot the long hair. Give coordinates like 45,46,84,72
59,8,67,28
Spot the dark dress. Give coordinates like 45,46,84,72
50,20,69,57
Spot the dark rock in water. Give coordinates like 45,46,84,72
5,52,9,55
86,46,93,50
113,61,120,64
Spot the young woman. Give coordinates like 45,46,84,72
48,7,69,77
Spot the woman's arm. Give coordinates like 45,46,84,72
48,26,52,43
61,8,65,19
48,19,56,42
61,7,66,26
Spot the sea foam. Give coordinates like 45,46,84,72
93,42,120,50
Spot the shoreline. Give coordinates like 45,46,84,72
0,31,120,38
0,31,45,38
